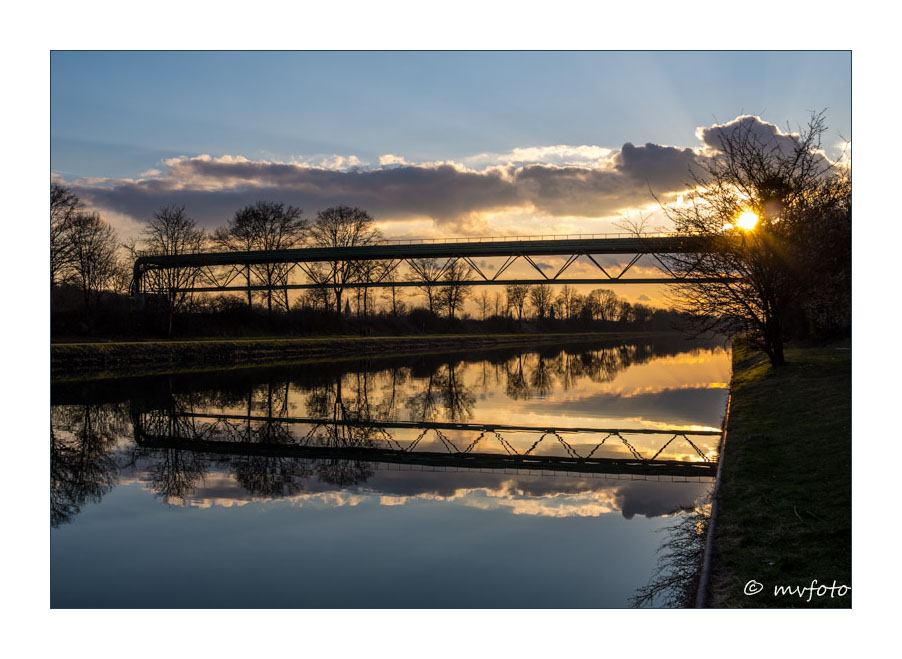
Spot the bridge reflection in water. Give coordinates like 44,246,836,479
53,339,731,526
53,340,731,607
132,408,721,479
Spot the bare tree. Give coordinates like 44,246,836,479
141,206,206,336
659,111,850,365
528,284,554,320
492,291,505,318
407,257,445,314
555,284,580,320
476,290,490,321
614,210,662,237
353,258,390,324
505,284,531,322
307,206,381,314
50,182,82,288
379,262,407,317
67,212,120,311
587,288,619,322
439,260,473,319
214,201,307,315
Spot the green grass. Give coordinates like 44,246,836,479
708,339,851,607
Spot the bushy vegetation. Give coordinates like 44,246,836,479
52,279,696,339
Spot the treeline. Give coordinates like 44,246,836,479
50,182,696,338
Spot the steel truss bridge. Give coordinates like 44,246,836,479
131,233,723,299
132,409,721,478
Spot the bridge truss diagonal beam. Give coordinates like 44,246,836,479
132,234,736,296
132,409,720,477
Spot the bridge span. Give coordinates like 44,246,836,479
132,232,725,298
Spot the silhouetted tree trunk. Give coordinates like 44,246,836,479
307,206,381,315
213,201,308,322
67,212,120,314
140,206,205,337
50,182,82,289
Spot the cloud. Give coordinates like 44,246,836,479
378,153,408,166
615,142,701,190
696,115,798,155
462,144,615,168
695,114,836,171
64,116,817,238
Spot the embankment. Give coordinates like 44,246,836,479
51,331,664,381
704,340,851,608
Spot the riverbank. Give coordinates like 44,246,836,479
51,331,676,381
705,339,851,607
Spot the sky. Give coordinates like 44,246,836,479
51,51,851,306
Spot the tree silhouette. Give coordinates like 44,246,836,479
659,111,850,365
50,182,81,288
505,284,531,322
140,205,206,336
307,206,381,314
67,212,120,312
214,201,307,315
407,257,444,314
528,284,554,320
439,260,473,319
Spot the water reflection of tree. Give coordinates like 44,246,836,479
631,505,710,608
234,455,312,498
315,459,374,486
504,354,532,400
529,356,555,397
305,372,391,451
553,351,581,391
440,360,475,422
406,371,442,420
406,360,475,422
112,338,714,503
50,403,127,527
246,379,294,443
495,343,663,400
145,447,208,503
374,366,408,421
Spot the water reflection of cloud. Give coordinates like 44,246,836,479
614,481,712,520
53,340,732,528
524,386,729,428
122,463,712,520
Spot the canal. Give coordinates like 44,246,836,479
50,335,730,608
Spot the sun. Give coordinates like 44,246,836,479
736,211,759,231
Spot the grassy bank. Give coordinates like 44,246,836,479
51,331,668,381
707,339,851,608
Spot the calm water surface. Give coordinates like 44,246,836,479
51,336,730,608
